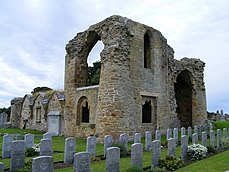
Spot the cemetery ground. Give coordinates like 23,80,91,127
0,121,229,171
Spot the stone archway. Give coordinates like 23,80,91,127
174,70,193,127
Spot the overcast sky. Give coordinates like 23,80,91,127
0,0,229,113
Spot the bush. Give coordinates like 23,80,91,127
112,144,128,158
207,145,215,153
126,166,143,172
187,144,207,160
25,144,40,157
158,156,183,171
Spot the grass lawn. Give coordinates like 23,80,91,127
212,121,229,130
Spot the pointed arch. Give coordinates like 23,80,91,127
76,96,90,125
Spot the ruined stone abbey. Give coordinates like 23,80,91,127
9,15,207,141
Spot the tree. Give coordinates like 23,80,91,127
87,61,101,86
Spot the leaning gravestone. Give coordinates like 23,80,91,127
151,140,161,168
40,139,52,156
74,152,91,172
64,137,76,164
2,134,14,158
167,138,176,156
119,133,128,151
10,140,25,172
104,135,113,156
134,133,141,143
25,133,34,148
86,136,96,158
106,147,120,172
32,156,54,172
131,143,142,168
0,162,4,172
181,135,188,161
145,131,152,151
43,133,52,140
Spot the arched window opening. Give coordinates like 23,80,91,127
175,70,192,127
144,32,151,68
82,101,89,123
142,100,152,123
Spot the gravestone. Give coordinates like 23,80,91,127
10,140,25,171
166,129,172,140
220,110,225,121
155,130,161,141
134,133,141,143
48,111,61,136
104,135,113,156
40,139,52,156
181,135,188,160
25,133,34,148
106,147,120,172
119,133,128,151
131,143,142,168
2,134,14,158
167,138,176,156
194,125,198,140
32,156,54,172
223,128,228,140
181,127,186,136
209,123,213,131
188,127,192,139
192,133,198,144
0,162,4,172
0,112,8,128
151,140,161,168
201,131,207,147
217,129,222,149
43,133,52,140
173,128,178,144
199,125,203,140
210,130,215,147
64,137,76,164
86,136,96,158
74,152,91,172
145,131,152,151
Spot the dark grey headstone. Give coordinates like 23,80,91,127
106,147,120,172
2,134,14,158
145,131,152,151
181,135,188,161
104,135,113,156
86,136,96,158
64,137,76,164
151,140,161,168
119,133,128,151
10,140,25,171
131,143,142,168
32,156,54,172
25,133,34,148
40,139,52,156
167,138,176,157
134,133,141,143
74,152,91,172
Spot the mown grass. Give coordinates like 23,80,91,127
212,121,229,130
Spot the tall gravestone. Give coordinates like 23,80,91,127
201,131,207,147
48,111,61,136
217,129,222,149
199,125,203,140
167,138,176,156
223,128,228,140
134,133,141,143
181,127,186,136
25,133,34,148
131,143,142,168
210,130,215,148
40,139,52,156
155,130,161,141
64,137,76,164
173,128,178,144
181,135,188,160
104,135,113,156
106,147,120,172
2,134,14,158
166,129,172,140
194,125,198,140
0,112,8,128
10,140,25,171
188,127,192,139
86,136,96,158
145,131,152,151
151,140,161,168
74,152,91,172
32,156,54,172
119,133,128,151
192,133,198,144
